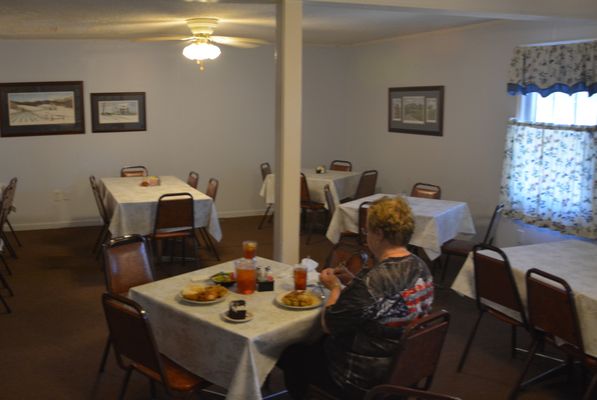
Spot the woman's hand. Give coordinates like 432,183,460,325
319,268,341,290
333,265,355,286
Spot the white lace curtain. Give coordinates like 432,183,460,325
507,40,597,97
499,120,597,238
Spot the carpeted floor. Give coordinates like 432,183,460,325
0,217,589,399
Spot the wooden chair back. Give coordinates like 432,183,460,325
187,171,199,189
154,193,194,232
358,201,372,245
102,293,167,383
329,160,352,171
366,384,461,400
0,184,12,228
206,178,219,201
300,173,312,204
324,243,372,275
323,184,335,216
386,310,451,390
89,176,110,224
526,268,584,350
481,204,504,245
354,170,378,200
260,162,272,181
411,183,441,199
102,235,154,296
120,165,148,177
473,244,527,325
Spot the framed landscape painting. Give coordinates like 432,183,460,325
91,92,146,133
388,86,444,136
0,81,85,137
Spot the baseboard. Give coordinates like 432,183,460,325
5,209,268,231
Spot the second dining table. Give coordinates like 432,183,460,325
98,175,222,241
259,168,362,208
129,257,323,400
326,193,476,260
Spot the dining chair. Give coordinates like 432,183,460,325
150,192,203,268
329,160,353,171
324,243,372,285
410,182,442,199
186,171,199,189
199,178,220,260
89,176,111,257
4,177,22,248
365,385,462,400
0,180,18,259
101,293,210,399
457,243,528,372
352,170,378,201
300,173,327,244
258,163,273,230
120,165,148,177
0,238,13,314
439,204,504,284
98,234,155,373
307,310,451,400
510,268,597,400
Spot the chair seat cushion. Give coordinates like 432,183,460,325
133,354,208,392
441,239,475,256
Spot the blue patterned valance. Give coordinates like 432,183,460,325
507,40,597,97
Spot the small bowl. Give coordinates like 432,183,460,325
210,272,236,288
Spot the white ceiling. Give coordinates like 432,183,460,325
0,0,594,46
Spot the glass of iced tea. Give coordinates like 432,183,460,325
242,240,257,259
235,259,256,294
293,265,307,291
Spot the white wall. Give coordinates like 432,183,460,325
344,19,597,242
0,40,348,229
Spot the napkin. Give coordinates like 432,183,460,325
300,258,320,284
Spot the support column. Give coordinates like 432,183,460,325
274,0,302,264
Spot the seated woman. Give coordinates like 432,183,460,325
278,196,434,399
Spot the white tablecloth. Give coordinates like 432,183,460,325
326,193,476,260
259,169,361,207
99,176,222,241
452,240,597,357
129,257,322,400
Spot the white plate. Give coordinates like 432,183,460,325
275,291,322,310
221,311,254,323
178,291,228,305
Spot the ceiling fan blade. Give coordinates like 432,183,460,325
211,35,269,48
134,35,194,42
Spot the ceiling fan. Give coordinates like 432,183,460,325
138,17,268,71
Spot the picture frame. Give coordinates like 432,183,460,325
0,81,85,137
388,86,444,136
91,92,146,133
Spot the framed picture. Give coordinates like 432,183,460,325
91,92,146,133
0,81,85,137
388,86,444,136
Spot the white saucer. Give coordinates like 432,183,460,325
221,311,254,323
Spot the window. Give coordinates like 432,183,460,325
518,92,597,125
499,92,597,239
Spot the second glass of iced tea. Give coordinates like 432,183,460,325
235,259,256,294
242,240,257,259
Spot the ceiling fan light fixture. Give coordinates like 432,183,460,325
182,41,221,61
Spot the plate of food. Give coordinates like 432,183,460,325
209,271,236,287
179,284,229,305
275,290,322,310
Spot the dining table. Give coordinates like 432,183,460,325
129,257,323,400
259,168,361,208
451,240,597,357
98,175,222,240
326,193,476,260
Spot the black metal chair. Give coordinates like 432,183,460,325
329,160,352,171
365,385,462,400
199,178,220,260
457,244,528,372
102,293,210,399
187,171,199,189
120,165,148,177
4,177,22,249
439,204,504,283
89,176,111,257
353,170,378,200
300,173,326,244
510,268,597,400
411,183,441,199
